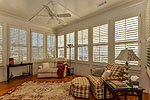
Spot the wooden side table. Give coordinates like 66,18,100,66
67,67,74,75
103,79,144,100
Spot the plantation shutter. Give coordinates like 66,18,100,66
78,29,88,61
115,16,139,65
67,32,74,45
47,35,56,57
58,35,64,47
93,24,108,63
78,29,88,45
146,0,150,78
58,35,64,57
10,27,27,62
66,32,75,60
32,32,44,61
0,25,2,65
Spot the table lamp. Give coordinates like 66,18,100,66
115,48,140,80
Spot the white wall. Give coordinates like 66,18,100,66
0,13,53,82
57,0,150,92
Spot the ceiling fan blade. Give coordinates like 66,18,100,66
57,18,67,25
43,5,54,17
57,13,71,17
37,15,49,17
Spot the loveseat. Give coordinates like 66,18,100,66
88,63,124,99
37,58,68,78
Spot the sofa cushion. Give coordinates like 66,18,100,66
38,68,58,73
49,62,55,68
42,63,49,69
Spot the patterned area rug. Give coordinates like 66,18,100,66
0,81,74,100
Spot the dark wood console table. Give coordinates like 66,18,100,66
7,63,33,83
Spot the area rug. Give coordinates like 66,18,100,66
0,81,74,100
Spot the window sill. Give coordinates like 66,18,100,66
77,61,89,64
92,62,108,66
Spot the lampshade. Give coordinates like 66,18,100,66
115,48,140,61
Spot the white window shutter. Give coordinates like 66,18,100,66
32,32,44,61
93,24,108,63
10,27,27,62
47,35,56,57
78,29,88,61
115,16,139,65
66,32,75,60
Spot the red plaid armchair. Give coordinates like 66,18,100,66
88,63,124,99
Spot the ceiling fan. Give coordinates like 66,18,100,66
43,4,71,25
29,1,71,25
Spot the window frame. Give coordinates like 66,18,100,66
93,24,108,63
58,35,65,58
9,26,28,63
47,33,56,58
31,31,44,62
77,29,89,62
66,32,75,60
114,16,140,65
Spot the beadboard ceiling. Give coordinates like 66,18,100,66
0,0,135,30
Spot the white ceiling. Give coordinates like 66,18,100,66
0,0,134,30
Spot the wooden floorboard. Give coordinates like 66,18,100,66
0,75,149,100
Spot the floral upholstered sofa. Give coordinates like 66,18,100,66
37,58,68,78
88,63,124,99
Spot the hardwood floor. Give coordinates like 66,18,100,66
0,75,149,100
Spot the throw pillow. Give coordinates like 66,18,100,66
42,63,49,69
101,70,111,77
92,68,104,77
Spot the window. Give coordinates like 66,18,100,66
32,32,44,61
47,34,56,57
58,35,64,57
0,25,2,65
66,32,75,60
78,29,88,61
93,24,108,63
10,27,27,62
115,16,139,65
